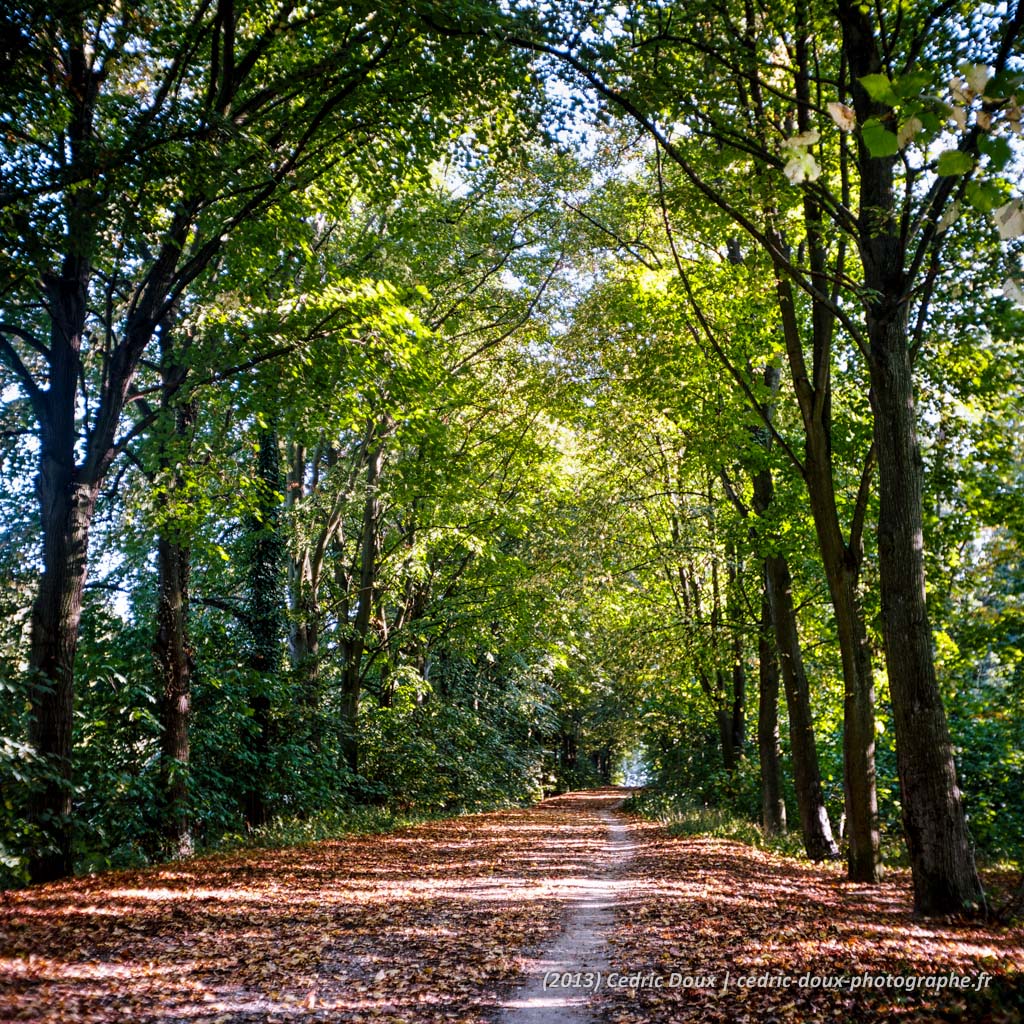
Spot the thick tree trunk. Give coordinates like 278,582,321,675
765,552,840,861
243,428,285,828
869,313,983,913
26,264,95,883
837,0,984,915
154,532,194,858
27,476,98,882
758,590,786,836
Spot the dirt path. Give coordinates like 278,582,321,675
2,789,1022,1024
494,795,635,1023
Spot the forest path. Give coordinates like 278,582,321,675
2,789,1023,1024
493,792,635,1023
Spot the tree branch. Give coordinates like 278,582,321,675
0,331,45,416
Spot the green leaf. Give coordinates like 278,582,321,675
892,71,931,99
859,73,899,106
936,149,974,176
978,134,1013,171
985,68,1024,100
965,179,1009,213
861,118,899,157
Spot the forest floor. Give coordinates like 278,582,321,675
1,789,1022,1024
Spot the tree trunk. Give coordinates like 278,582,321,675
869,311,982,913
803,440,881,882
154,531,194,858
834,564,880,882
243,428,285,828
750,419,837,860
27,476,97,882
838,0,984,915
152,380,197,859
771,247,882,882
26,266,95,883
758,589,786,836
765,552,840,861
716,694,737,773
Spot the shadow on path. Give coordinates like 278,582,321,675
494,790,635,1023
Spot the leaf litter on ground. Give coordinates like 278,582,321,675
2,790,1022,1024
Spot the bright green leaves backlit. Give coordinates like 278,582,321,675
860,119,900,158
839,64,1023,227
936,149,976,176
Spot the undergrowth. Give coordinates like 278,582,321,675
626,788,816,860
215,803,445,853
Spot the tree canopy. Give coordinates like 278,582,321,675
1,0,1023,919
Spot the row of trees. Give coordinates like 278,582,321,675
510,0,1024,915
2,0,1022,917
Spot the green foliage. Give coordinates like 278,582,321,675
861,118,899,158
936,149,975,177
362,657,550,812
625,788,807,859
939,533,1024,868
2,0,1023,900
229,804,445,851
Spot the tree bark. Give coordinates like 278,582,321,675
243,428,285,828
151,374,197,859
869,311,982,913
765,552,840,861
771,253,882,882
834,560,880,882
25,260,95,882
758,0,881,879
27,477,97,882
838,0,984,915
716,694,737,773
154,531,194,858
758,589,787,836
803,436,881,882
748,378,837,861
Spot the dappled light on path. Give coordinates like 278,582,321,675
0,791,629,1023
2,789,1021,1023
495,790,635,1023
595,823,1024,1023
0,795,616,1023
